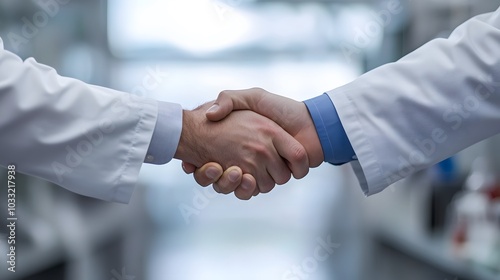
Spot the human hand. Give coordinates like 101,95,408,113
174,101,309,199
183,88,324,196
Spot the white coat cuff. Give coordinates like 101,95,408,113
327,89,388,196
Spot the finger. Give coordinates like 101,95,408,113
265,151,292,185
193,162,224,187
206,88,264,121
182,162,197,174
234,173,257,200
213,184,222,194
272,130,309,179
255,170,276,194
253,189,260,196
213,166,243,194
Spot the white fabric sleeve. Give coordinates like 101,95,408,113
328,8,500,195
0,38,182,203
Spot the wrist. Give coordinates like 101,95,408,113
303,94,355,165
301,106,325,167
174,110,199,163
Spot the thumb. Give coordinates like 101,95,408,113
205,94,235,121
205,89,257,121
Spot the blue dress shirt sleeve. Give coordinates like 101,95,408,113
304,93,355,165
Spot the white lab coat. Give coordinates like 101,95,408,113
0,38,182,203
330,7,500,196
1,8,499,203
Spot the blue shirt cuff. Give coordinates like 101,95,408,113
304,93,355,165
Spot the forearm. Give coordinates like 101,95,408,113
329,8,500,195
0,38,175,203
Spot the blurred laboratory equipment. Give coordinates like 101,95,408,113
449,158,500,271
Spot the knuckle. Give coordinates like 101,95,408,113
218,90,230,99
262,122,277,135
252,144,270,158
250,87,267,99
291,144,308,163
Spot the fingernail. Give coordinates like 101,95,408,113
206,167,219,180
228,170,240,183
241,180,251,191
206,104,219,114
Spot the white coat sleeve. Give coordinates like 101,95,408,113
328,7,500,196
0,38,182,203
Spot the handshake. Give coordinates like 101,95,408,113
174,87,325,200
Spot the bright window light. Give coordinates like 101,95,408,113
108,0,251,56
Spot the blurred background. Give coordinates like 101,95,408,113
0,0,500,279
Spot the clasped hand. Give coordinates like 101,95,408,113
174,88,324,200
